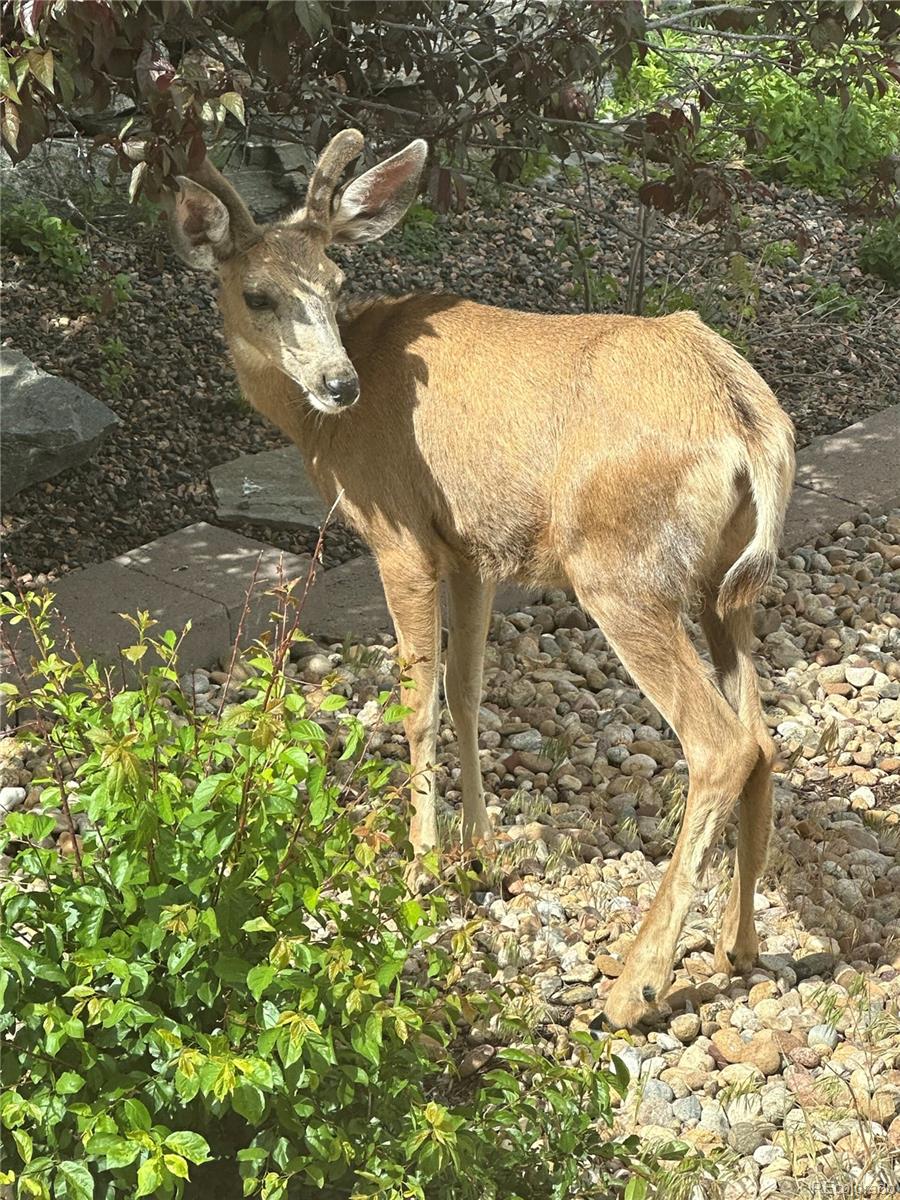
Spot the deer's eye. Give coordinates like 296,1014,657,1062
243,291,274,312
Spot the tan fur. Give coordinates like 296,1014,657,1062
169,135,796,1029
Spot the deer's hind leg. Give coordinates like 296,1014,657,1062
571,584,760,1030
699,594,776,977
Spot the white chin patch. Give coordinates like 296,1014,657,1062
306,393,344,415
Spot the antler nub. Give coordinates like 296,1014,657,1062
304,128,365,228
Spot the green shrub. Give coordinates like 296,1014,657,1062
598,35,900,195
0,591,722,1200
0,199,88,279
859,216,900,288
98,337,134,396
808,281,861,323
83,273,135,316
760,240,799,269
400,202,445,265
734,72,900,194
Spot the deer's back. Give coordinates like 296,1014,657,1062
291,294,785,584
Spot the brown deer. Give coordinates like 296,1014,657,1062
167,129,795,1029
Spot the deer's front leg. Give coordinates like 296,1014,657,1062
377,554,442,864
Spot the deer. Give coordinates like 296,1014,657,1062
166,129,795,1030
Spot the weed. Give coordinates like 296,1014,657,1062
761,239,799,268
99,336,133,395
858,215,900,288
83,271,134,315
400,200,445,264
809,282,861,323
0,199,88,279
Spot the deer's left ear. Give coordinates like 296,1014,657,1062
330,140,428,244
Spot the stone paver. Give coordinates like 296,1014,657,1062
1,347,119,501
6,560,229,679
115,522,311,645
300,556,392,641
794,404,899,512
781,486,862,551
209,446,329,532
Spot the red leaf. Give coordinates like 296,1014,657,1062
20,0,45,37
638,180,675,213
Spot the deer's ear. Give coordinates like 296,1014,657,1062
330,140,427,244
167,177,234,271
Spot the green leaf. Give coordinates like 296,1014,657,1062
320,693,346,712
384,703,411,723
232,1081,265,1123
164,1131,210,1165
625,1177,648,1200
247,963,276,1001
241,917,275,933
220,91,245,124
4,812,56,841
55,1071,85,1096
122,1097,151,1132
12,1128,32,1164
136,1156,163,1197
26,48,53,93
163,1152,189,1179
55,1160,93,1200
85,1133,141,1169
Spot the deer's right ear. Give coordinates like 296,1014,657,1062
166,177,234,271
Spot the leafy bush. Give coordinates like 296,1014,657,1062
599,32,900,196
760,240,800,268
0,592,720,1200
0,199,87,278
859,215,900,287
2,0,897,218
400,202,445,266
808,281,861,322
734,71,900,194
98,337,134,396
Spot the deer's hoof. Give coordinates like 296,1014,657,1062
713,933,758,977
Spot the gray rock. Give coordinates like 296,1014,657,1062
728,1121,776,1155
222,164,292,220
699,1101,730,1136
753,1144,785,1167
1,348,119,500
807,1023,839,1049
615,1047,643,1082
673,1095,702,1125
209,445,329,532
636,1098,677,1129
508,729,544,753
793,952,836,981
760,1084,796,1124
642,1079,675,1103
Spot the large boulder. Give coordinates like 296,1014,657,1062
0,348,119,502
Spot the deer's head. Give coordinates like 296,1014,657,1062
167,130,427,413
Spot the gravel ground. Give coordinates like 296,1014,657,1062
4,509,898,1195
1,156,899,588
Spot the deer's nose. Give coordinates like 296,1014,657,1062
322,373,359,407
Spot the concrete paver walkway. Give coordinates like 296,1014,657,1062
5,406,896,682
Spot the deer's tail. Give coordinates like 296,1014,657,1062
717,411,795,617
